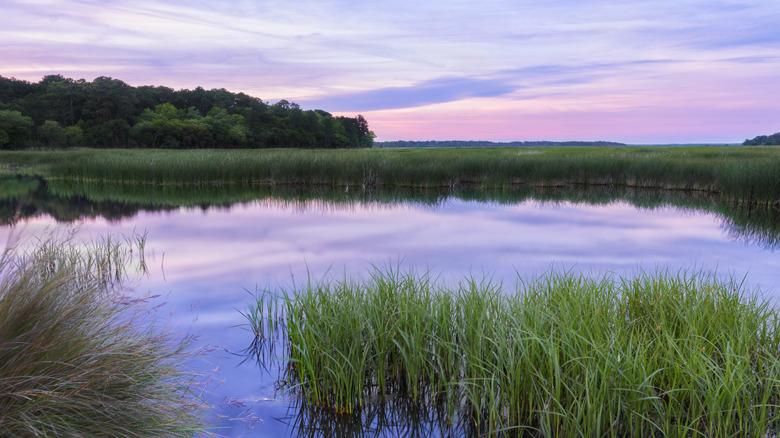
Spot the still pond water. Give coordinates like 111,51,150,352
2,179,779,436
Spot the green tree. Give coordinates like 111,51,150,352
86,124,113,147
744,132,780,146
38,120,67,146
42,75,88,126
0,75,373,150
336,114,372,147
82,77,138,126
102,119,131,147
204,107,249,147
129,104,211,148
65,126,84,147
0,110,34,148
0,76,36,103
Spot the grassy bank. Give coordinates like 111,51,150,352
248,268,780,437
1,146,779,204
0,235,206,436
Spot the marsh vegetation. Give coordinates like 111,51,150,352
2,146,779,205
2,145,780,436
248,268,780,437
0,234,206,436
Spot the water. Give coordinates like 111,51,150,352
2,179,779,436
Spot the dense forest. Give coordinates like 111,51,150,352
743,132,780,146
0,75,374,149
376,140,626,148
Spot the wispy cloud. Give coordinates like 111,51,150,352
1,0,779,142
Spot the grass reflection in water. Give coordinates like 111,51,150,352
3,175,780,250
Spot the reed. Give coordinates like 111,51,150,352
248,267,780,437
2,146,780,204
0,234,207,437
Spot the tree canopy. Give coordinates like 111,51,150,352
743,132,780,146
0,75,373,149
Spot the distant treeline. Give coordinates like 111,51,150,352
743,132,780,146
375,140,626,148
0,75,373,149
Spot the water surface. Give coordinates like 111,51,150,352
2,179,779,436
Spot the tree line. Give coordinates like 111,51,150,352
375,140,625,148
743,132,780,146
0,75,374,149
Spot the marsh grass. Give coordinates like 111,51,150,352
0,233,207,436
249,267,780,437
2,146,780,204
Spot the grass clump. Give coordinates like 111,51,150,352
250,267,780,437
0,235,206,437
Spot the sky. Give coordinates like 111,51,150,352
1,0,779,144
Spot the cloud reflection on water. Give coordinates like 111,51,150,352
2,198,778,436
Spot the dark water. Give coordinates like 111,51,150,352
2,177,780,436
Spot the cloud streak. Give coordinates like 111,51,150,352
300,77,518,111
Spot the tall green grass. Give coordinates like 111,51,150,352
0,234,206,436
249,267,780,437
1,146,780,203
